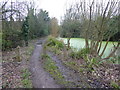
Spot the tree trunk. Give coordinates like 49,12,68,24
25,41,28,46
90,40,97,54
85,31,89,49
103,42,120,59
94,40,99,52
67,38,71,48
99,37,110,57
97,40,102,54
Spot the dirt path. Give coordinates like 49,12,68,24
29,40,60,88
47,52,91,88
47,52,108,88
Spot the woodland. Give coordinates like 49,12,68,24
1,0,120,88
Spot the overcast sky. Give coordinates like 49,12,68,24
33,0,118,23
35,0,68,23
1,0,76,23
33,0,77,23
3,0,87,23
1,0,118,23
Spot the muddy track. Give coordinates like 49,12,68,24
29,40,60,88
29,39,104,88
47,52,91,88
47,52,108,88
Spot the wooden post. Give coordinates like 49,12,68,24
16,45,21,62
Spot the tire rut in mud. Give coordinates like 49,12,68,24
29,41,60,88
47,52,91,88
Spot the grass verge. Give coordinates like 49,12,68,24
2,39,37,88
20,39,36,88
41,54,71,87
21,69,32,88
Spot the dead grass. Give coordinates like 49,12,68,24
2,39,37,88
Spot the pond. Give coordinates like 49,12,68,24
59,38,118,58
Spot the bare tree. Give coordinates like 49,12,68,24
50,17,59,37
65,0,119,59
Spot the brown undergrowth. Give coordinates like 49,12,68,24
43,36,120,88
2,39,37,88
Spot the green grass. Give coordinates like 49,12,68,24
60,38,118,58
26,45,34,56
21,69,32,88
42,54,71,87
110,81,120,89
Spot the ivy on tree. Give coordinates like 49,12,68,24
22,16,29,46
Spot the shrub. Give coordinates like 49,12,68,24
2,29,23,51
46,36,64,50
79,48,90,56
69,51,82,59
41,54,50,59
69,48,90,59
